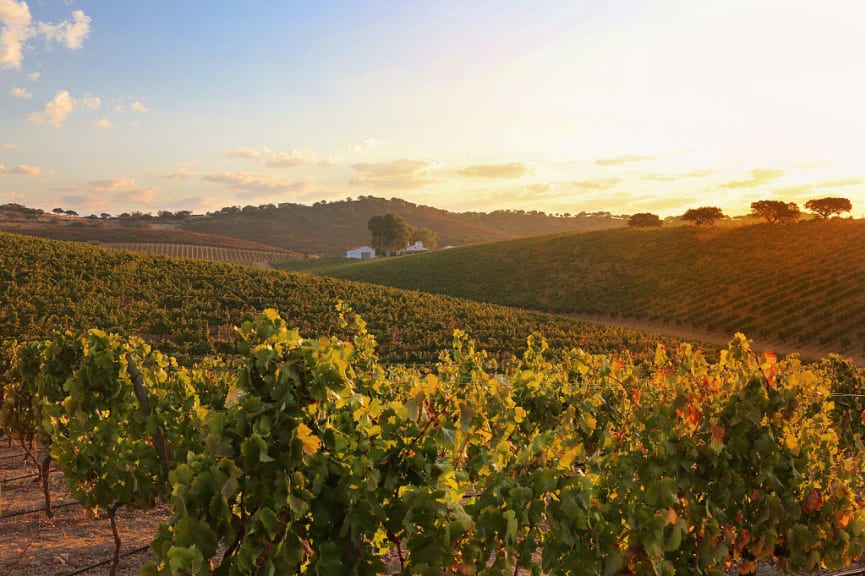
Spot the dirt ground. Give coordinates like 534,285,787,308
0,442,165,575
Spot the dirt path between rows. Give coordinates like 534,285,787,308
559,312,865,366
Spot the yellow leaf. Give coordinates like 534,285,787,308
666,507,678,526
296,423,321,456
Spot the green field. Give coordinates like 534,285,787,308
275,219,865,357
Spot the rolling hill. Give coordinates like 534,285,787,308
274,218,865,361
177,196,625,254
0,231,689,364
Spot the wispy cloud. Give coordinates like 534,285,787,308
720,168,784,189
0,163,40,176
226,147,268,162
162,168,197,180
594,155,655,167
458,162,531,179
130,100,148,112
563,178,623,191
774,177,863,199
202,171,315,198
352,138,379,153
94,117,111,128
350,159,436,189
267,149,335,168
643,169,716,182
26,89,100,127
36,9,90,49
8,86,30,99
87,177,157,204
0,2,91,70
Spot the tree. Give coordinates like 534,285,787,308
368,213,412,256
628,213,662,228
681,206,725,226
750,200,801,224
410,227,438,249
805,197,852,219
64,209,78,217
52,207,64,214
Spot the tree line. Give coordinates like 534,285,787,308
629,197,853,228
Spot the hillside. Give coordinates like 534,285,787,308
274,219,865,360
0,206,298,254
0,232,688,364
178,196,625,254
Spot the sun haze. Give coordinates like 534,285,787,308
1,0,863,217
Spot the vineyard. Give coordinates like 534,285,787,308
277,219,865,357
101,243,291,264
0,232,690,364
2,310,865,575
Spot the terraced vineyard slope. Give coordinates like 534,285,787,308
0,232,686,364
101,242,290,264
275,219,865,358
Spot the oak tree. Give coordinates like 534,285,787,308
805,197,852,219
750,200,801,223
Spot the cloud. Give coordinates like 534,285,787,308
773,177,863,199
594,155,655,167
720,168,785,189
202,171,315,198
130,100,148,112
8,86,30,99
643,169,716,182
819,177,862,188
0,0,32,69
37,9,90,49
563,178,623,191
458,163,531,179
0,2,91,70
162,168,197,180
226,147,267,161
26,89,99,127
87,177,157,204
78,94,100,110
4,143,17,150
26,70,37,81
350,158,436,189
352,138,379,153
0,163,40,176
94,117,111,128
267,149,335,168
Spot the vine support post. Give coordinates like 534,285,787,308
40,453,53,518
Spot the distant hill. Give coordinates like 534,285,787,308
1,198,624,256
0,205,298,256
274,219,865,360
178,196,625,254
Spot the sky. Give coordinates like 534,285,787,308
1,0,864,218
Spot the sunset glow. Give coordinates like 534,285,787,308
1,0,864,217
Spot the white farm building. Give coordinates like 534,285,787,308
346,246,376,259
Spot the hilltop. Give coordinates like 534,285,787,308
274,218,865,362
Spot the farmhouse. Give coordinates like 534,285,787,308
404,240,427,254
346,246,376,259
